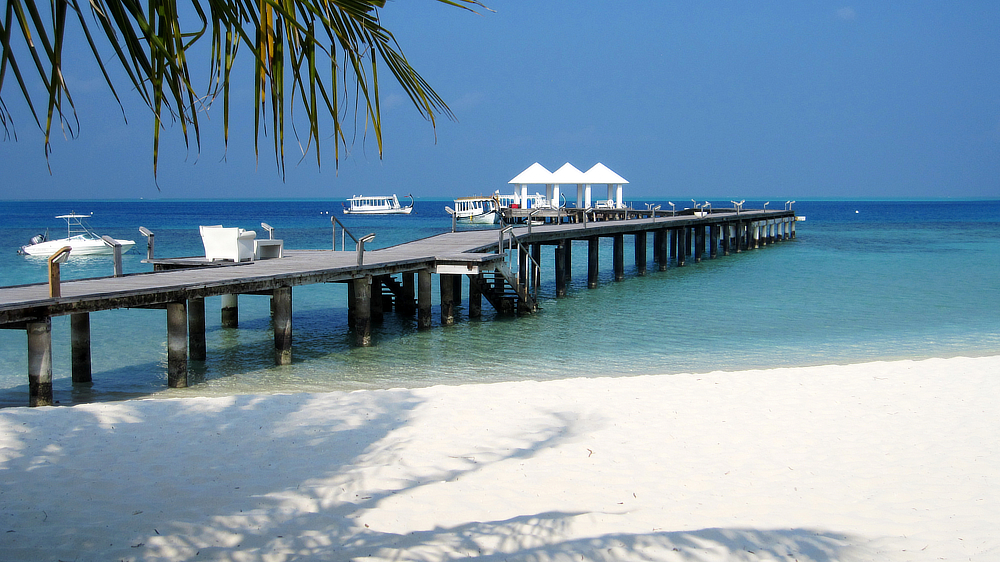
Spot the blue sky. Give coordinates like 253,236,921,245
1,1,998,200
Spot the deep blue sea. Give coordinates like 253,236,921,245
1,199,998,407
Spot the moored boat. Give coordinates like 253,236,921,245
343,194,414,215
19,213,136,256
452,196,500,224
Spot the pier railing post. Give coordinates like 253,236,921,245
139,227,154,260
47,246,71,298
101,235,123,277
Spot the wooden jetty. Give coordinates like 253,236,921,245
0,207,797,406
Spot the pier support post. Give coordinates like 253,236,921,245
613,234,624,281
188,298,206,361
791,218,797,239
710,225,719,258
27,318,53,406
532,244,541,273
653,230,663,268
694,226,703,263
221,294,239,328
452,274,463,306
657,229,669,271
346,280,356,328
736,221,744,252
71,313,92,383
418,270,433,330
555,241,567,297
635,231,647,276
676,228,686,266
587,237,599,289
722,223,731,256
273,286,293,363
564,240,572,284
166,302,188,388
440,274,456,325
669,229,677,260
400,272,416,315
371,276,383,323
468,274,482,318
354,275,373,346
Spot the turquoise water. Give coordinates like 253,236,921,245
1,199,998,407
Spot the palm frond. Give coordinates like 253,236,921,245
0,0,486,180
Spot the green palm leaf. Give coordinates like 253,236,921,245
0,0,486,180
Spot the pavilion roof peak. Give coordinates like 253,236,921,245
508,162,553,184
584,162,628,184
550,163,588,184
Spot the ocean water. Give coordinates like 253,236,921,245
1,199,998,407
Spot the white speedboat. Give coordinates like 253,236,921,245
19,213,136,256
452,196,500,224
343,194,414,215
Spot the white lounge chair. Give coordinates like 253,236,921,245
199,225,256,262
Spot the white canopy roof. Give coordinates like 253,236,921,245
584,162,628,184
508,162,553,184
550,162,588,184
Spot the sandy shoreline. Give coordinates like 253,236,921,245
1,355,998,561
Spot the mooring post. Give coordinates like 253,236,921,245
221,294,239,328
188,297,206,361
468,274,482,318
166,301,188,388
417,270,432,330
27,318,53,406
588,237,599,288
613,234,624,281
272,286,293,363
354,275,373,346
70,312,92,384
555,241,567,297
635,231,647,276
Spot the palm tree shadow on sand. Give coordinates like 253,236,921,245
0,392,879,561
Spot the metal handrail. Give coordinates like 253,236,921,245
331,215,361,251
499,227,540,307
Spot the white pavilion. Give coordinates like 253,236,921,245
504,162,629,209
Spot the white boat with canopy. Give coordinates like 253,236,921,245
19,213,136,257
343,194,414,215
452,196,500,224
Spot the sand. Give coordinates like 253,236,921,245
1,355,998,561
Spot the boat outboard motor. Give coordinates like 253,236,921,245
29,233,47,245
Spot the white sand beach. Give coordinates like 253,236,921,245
1,355,998,561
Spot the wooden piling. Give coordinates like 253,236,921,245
70,312,92,383
613,234,624,281
564,240,572,284
694,226,703,263
418,270,432,330
400,272,416,315
166,301,187,388
710,224,719,258
354,275,373,346
188,297,207,361
27,318,53,406
555,241,567,297
371,276,383,322
346,279,356,328
635,231,647,276
272,286,293,364
221,294,239,328
588,237,599,288
440,274,456,325
468,274,482,318
676,228,687,266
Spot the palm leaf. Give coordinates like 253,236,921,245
0,0,487,180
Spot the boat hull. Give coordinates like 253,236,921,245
343,207,413,215
21,237,136,256
456,211,499,224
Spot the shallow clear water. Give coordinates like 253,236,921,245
1,199,997,407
